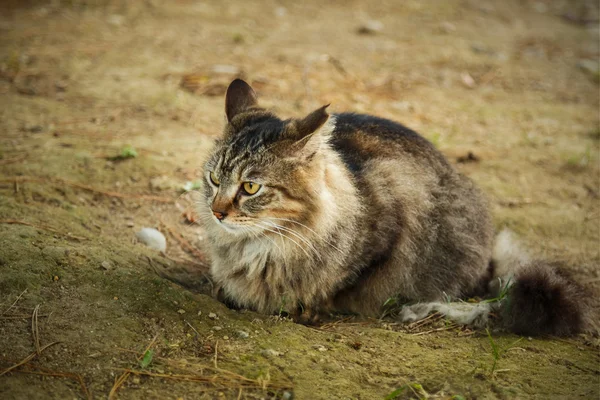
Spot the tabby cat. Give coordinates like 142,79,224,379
199,79,593,336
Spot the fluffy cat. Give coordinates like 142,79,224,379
199,79,593,336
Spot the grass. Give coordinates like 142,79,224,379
486,329,523,377
107,145,138,161
140,350,154,369
383,383,426,400
182,180,203,192
482,276,512,304
1,0,599,398
564,146,593,170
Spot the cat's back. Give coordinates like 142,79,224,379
330,113,449,174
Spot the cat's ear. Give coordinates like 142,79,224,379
225,79,258,123
296,104,330,138
294,105,335,159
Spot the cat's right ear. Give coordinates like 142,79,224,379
225,79,258,123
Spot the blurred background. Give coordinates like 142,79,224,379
0,1,599,399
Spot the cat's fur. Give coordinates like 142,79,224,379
199,79,593,336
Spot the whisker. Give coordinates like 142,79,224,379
267,217,345,254
247,222,283,256
256,222,314,261
262,221,322,262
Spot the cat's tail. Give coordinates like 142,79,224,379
399,230,595,336
490,229,595,336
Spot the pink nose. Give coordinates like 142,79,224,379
212,210,227,221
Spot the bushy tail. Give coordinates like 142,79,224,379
399,230,595,336
491,230,595,336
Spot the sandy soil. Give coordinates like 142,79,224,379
1,0,599,399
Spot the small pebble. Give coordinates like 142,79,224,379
282,391,293,400
439,21,456,33
356,20,384,35
100,260,111,270
208,312,218,320
261,349,282,357
126,221,134,228
108,14,125,26
312,344,327,352
236,330,249,339
578,59,600,81
223,336,229,340
213,326,222,331
25,124,44,133
211,64,241,75
177,309,186,314
197,310,202,316
136,228,167,252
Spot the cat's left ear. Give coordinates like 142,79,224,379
225,79,258,123
296,104,330,138
294,105,335,158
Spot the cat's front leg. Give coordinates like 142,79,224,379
290,298,335,325
212,283,224,301
290,306,321,325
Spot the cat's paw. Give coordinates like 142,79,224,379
290,307,322,326
212,284,224,300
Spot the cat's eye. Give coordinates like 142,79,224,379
209,171,220,186
242,182,261,195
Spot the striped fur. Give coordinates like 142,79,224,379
199,79,592,334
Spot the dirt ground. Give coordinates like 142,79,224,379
1,0,599,399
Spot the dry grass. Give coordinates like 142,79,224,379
0,219,88,241
114,345,294,394
108,334,160,399
0,0,598,398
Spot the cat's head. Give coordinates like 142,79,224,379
201,79,334,236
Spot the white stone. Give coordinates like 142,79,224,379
136,228,167,252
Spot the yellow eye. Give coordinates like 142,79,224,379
209,171,220,186
243,181,261,195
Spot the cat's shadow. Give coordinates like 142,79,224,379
147,256,354,326
147,255,213,296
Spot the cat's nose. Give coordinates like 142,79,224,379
212,210,227,221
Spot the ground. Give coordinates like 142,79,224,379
0,0,599,399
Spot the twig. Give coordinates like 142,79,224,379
318,316,356,331
411,324,458,336
0,219,87,241
1,176,173,203
0,341,61,376
0,314,51,320
113,368,292,390
109,369,131,400
185,320,202,338
108,334,159,399
139,334,160,361
32,305,41,355
406,312,443,331
6,364,90,400
214,340,219,369
0,153,28,165
114,349,293,389
2,289,27,315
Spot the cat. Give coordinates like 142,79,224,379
198,79,594,336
